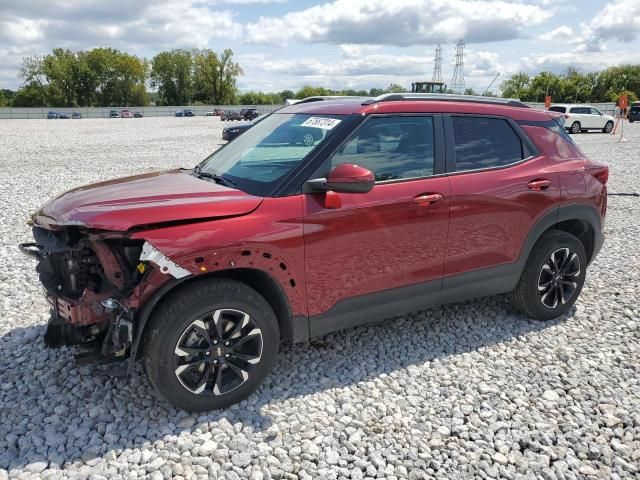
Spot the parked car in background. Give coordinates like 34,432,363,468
628,104,640,123
46,111,58,119
239,108,259,121
222,122,254,141
72,112,82,119
174,110,184,117
184,109,195,117
134,111,144,118
58,112,70,119
205,110,215,116
109,110,120,118
120,109,133,118
221,110,243,121
213,108,224,116
20,93,607,411
548,104,615,134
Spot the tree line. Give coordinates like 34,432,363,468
5,47,244,108
2,46,638,107
499,65,640,104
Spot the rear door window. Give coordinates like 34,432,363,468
451,116,525,172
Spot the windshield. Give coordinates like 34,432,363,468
548,106,566,113
196,113,345,196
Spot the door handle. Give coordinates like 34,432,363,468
528,179,552,191
413,193,444,206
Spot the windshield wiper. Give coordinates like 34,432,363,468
193,165,237,188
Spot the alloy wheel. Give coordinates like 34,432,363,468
537,248,581,309
173,309,263,396
302,133,315,146
571,122,581,134
605,122,613,133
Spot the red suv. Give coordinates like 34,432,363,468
20,94,607,411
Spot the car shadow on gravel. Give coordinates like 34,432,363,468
0,294,568,471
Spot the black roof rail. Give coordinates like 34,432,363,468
362,93,529,108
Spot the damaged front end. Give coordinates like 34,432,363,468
19,226,164,366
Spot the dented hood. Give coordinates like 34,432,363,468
32,170,263,231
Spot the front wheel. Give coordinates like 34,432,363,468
603,121,614,133
143,279,279,412
509,230,587,321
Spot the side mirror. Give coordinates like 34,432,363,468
307,163,375,194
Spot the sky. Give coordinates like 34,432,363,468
0,0,639,95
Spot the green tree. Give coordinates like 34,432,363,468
295,85,331,98
385,83,406,93
150,49,193,105
12,83,48,107
279,89,294,100
215,49,243,104
500,72,531,100
0,89,15,107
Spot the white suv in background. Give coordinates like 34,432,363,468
548,104,615,134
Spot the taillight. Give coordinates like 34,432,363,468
589,166,609,185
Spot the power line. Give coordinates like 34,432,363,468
450,39,465,94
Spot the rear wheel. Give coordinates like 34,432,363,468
509,230,587,321
143,279,279,411
570,122,581,134
603,121,614,133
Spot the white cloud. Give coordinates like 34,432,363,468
538,25,574,41
518,49,640,74
0,18,48,43
570,0,640,51
245,0,551,46
339,44,383,59
0,1,244,52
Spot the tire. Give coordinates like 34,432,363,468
603,121,614,133
509,230,587,321
570,122,581,134
143,279,280,412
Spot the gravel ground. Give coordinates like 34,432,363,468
0,117,638,480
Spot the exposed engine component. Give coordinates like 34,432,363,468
19,227,146,357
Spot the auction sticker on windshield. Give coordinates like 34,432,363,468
300,117,342,130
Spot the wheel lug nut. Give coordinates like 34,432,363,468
225,353,230,358
213,340,218,344
213,359,218,364
205,352,210,356
225,342,230,346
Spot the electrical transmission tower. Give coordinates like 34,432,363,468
432,43,442,82
450,39,465,94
